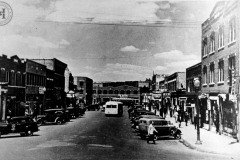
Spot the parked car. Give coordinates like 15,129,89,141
138,118,182,140
134,115,163,131
87,104,100,111
0,116,39,137
66,107,78,119
36,109,67,126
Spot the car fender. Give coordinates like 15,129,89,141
54,117,61,123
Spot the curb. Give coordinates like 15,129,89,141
179,138,240,157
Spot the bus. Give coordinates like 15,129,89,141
105,101,123,117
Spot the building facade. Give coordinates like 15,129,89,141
0,55,25,120
31,58,67,108
25,59,46,115
186,62,202,123
201,0,240,136
74,76,93,105
93,81,140,105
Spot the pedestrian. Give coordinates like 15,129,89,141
128,107,133,119
147,121,158,144
173,110,178,123
185,111,189,126
178,110,182,128
194,115,197,129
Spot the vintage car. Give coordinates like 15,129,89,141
138,118,182,140
87,104,100,111
0,116,39,137
134,115,163,131
131,110,155,123
66,107,78,119
36,109,67,126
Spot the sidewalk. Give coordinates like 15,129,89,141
165,115,240,157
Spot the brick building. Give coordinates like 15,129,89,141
31,58,67,108
201,0,240,136
186,62,202,123
93,81,140,105
74,76,93,105
25,59,46,115
0,55,25,120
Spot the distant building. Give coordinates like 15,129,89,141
152,73,167,91
93,81,140,105
186,62,201,93
74,76,93,105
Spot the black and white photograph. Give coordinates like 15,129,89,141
0,0,239,159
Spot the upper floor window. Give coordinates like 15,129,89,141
203,66,207,84
218,26,224,49
202,38,208,57
5,71,9,83
210,33,215,53
218,60,224,82
229,18,236,43
209,63,214,84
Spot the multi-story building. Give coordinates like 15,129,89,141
0,55,25,120
186,62,202,123
74,76,93,105
25,59,46,115
152,73,167,92
31,58,67,108
201,0,240,136
93,81,140,105
166,72,186,117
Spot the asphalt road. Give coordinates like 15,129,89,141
0,107,236,160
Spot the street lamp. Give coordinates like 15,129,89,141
193,77,202,145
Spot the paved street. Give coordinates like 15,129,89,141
0,107,236,160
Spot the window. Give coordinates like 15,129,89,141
109,90,113,94
218,26,224,49
120,90,125,94
98,90,102,94
5,71,9,83
202,38,208,57
228,56,236,85
114,90,118,94
218,60,224,82
126,90,130,94
209,63,215,84
210,33,215,53
229,18,236,43
103,90,107,94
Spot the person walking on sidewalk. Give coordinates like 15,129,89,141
173,110,178,123
185,111,189,126
147,121,158,144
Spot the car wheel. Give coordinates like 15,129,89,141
56,120,62,125
175,133,181,139
169,128,175,136
26,130,33,136
37,119,43,127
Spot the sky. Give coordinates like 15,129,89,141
1,0,219,82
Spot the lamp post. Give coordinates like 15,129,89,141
193,77,202,145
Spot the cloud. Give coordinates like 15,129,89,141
46,0,161,23
93,63,152,81
154,50,198,61
59,39,70,46
153,50,200,74
120,45,141,52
